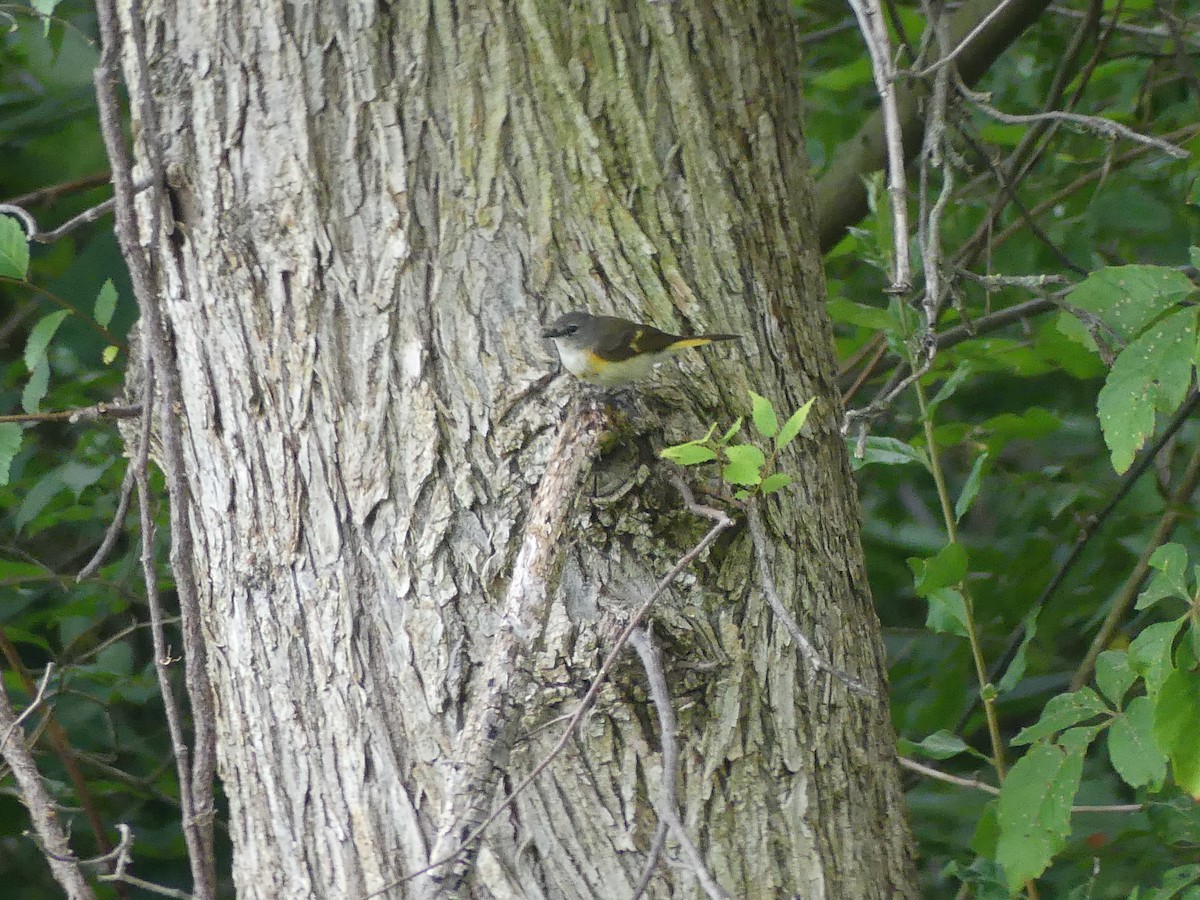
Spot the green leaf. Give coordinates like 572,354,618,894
718,417,743,445
777,398,814,450
1144,865,1200,899
60,459,115,498
1095,650,1137,706
928,363,973,417
22,360,50,414
826,298,896,330
925,587,969,638
902,729,973,760
0,423,22,486
996,736,1085,890
94,279,118,328
978,408,1062,450
1137,543,1191,610
749,391,778,438
955,451,989,522
32,0,62,35
848,436,929,470
1012,687,1108,745
722,444,765,486
759,473,792,495
15,474,67,533
1153,667,1200,799
1130,619,1187,699
969,802,1000,858
1066,265,1195,340
24,310,71,372
103,345,119,365
910,543,968,597
1108,696,1166,790
0,213,30,280
997,609,1039,694
661,443,718,466
1097,307,1197,473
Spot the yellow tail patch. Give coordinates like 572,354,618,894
666,337,715,351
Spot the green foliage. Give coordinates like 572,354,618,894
0,0,1197,895
0,214,30,278
1,4,207,895
1058,266,1199,472
661,392,813,499
997,729,1090,889
806,0,1200,890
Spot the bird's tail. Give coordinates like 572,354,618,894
667,333,740,351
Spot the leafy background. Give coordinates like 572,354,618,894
1,0,1199,896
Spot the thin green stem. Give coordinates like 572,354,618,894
1070,437,1200,690
916,379,1008,778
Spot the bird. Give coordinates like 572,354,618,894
541,311,739,387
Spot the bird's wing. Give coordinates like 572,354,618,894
595,318,678,360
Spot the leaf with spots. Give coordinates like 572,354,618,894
1096,307,1196,473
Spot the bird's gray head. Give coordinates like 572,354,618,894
541,311,596,349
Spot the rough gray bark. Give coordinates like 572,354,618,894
114,0,918,897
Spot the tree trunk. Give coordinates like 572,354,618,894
114,0,917,896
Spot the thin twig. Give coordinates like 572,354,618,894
2,171,113,207
0,664,56,752
1071,437,1200,689
93,2,218,893
92,824,196,898
130,368,205,887
630,627,729,900
1047,3,1200,44
846,0,912,291
917,1,955,331
960,388,1200,732
840,295,1060,408
630,821,669,900
746,505,874,695
0,183,150,244
0,671,95,898
911,0,1018,77
969,100,1190,159
0,404,141,425
843,356,935,442
899,757,1143,812
384,490,735,895
78,462,137,580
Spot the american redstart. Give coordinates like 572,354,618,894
542,311,739,387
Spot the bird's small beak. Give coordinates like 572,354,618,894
541,325,566,339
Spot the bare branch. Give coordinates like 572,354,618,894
846,0,912,291
93,2,218,893
746,506,874,695
969,99,1190,159
392,475,735,896
78,462,137,581
0,183,151,245
0,667,95,898
0,404,141,425
911,0,1018,77
0,664,56,752
2,171,113,207
630,627,729,900
424,397,613,892
899,757,1143,812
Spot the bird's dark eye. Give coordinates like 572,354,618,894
565,325,578,334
